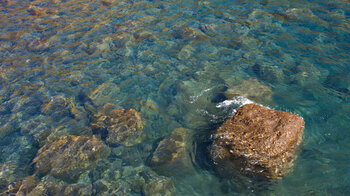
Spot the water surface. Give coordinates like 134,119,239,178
0,0,350,195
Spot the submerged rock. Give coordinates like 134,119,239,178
28,7,49,16
177,44,195,60
324,73,350,95
13,176,93,196
224,78,273,103
177,27,207,40
0,0,16,6
211,104,304,179
41,95,72,114
3,176,39,196
149,128,195,176
27,38,51,52
33,135,110,182
0,162,17,192
142,176,176,196
91,103,145,146
252,63,284,83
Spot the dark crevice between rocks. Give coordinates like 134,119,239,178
145,136,165,166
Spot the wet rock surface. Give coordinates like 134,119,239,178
33,135,110,182
149,128,195,176
91,103,145,146
211,104,304,179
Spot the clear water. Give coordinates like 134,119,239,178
0,0,350,195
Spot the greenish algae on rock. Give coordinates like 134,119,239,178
33,135,110,182
211,104,304,179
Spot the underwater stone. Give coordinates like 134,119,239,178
19,176,92,196
28,7,49,16
133,31,157,42
27,38,51,52
252,63,284,83
177,44,195,60
177,27,207,40
200,24,218,37
324,73,350,94
4,176,39,196
288,64,321,87
25,176,66,196
62,183,92,196
0,122,18,138
0,0,15,6
224,78,273,103
101,0,112,6
137,50,158,63
41,95,71,114
91,103,145,146
149,128,195,176
0,162,17,193
33,135,110,182
142,176,176,196
211,104,304,179
16,176,39,196
89,83,119,106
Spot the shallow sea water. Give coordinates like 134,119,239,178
0,0,350,195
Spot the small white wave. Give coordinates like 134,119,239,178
189,87,214,104
196,109,221,122
216,96,254,108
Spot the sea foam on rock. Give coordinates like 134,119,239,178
211,103,304,179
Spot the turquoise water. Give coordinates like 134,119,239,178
0,0,350,195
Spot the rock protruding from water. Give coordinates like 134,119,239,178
149,128,194,176
33,135,110,182
211,104,304,179
91,103,145,146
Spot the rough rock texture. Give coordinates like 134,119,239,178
21,176,91,196
33,135,110,182
142,176,176,196
149,128,194,176
211,104,304,179
2,176,39,196
91,103,145,146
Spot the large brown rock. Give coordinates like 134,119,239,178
33,135,110,182
211,104,304,179
91,103,145,146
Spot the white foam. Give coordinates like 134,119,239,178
216,96,254,108
189,87,214,103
